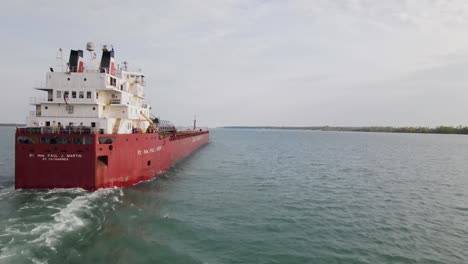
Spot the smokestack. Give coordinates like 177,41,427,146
68,50,84,72
100,47,115,75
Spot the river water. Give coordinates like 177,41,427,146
0,127,467,263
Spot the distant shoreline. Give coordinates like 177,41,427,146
223,126,468,135
0,123,25,127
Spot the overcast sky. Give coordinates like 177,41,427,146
2,0,468,127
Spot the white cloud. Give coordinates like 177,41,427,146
2,0,468,126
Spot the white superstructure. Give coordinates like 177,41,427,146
28,44,151,134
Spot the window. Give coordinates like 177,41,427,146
17,136,38,144
91,122,96,128
79,91,84,98
73,137,93,145
57,91,62,98
109,77,116,87
72,91,76,98
99,137,115,144
66,105,74,114
98,156,108,165
96,92,99,99
41,137,70,144
87,91,91,99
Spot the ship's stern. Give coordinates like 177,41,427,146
15,131,97,190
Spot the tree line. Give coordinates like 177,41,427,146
224,126,468,135
323,126,468,134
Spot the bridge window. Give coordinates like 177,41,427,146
57,91,62,98
79,91,84,98
110,77,117,87
72,91,76,99
87,91,91,99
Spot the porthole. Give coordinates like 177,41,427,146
92,107,96,110
109,145,113,151
45,106,48,110
67,78,70,81
84,78,87,81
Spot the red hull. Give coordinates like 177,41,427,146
15,131,209,190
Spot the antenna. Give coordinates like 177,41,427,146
193,114,197,130
56,48,64,72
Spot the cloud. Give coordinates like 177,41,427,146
2,0,468,126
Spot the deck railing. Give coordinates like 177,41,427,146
17,126,101,135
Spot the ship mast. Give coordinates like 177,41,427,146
193,115,197,130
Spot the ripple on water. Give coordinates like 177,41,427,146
1,129,468,263
0,187,123,263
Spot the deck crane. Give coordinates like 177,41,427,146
140,111,157,133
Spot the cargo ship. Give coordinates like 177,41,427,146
15,43,209,190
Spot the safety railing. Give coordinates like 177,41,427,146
17,126,101,135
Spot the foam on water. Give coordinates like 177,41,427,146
43,188,118,245
0,187,13,199
0,187,123,262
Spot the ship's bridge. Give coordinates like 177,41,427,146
27,44,151,135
